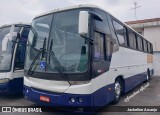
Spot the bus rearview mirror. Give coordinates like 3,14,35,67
2,34,10,51
2,32,18,52
10,25,17,38
78,11,89,36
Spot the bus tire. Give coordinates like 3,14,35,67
113,78,122,104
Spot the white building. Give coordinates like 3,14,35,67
126,18,160,76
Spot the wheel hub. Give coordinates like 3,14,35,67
115,82,121,98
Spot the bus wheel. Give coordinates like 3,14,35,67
113,78,122,104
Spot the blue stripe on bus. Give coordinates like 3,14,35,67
124,72,147,93
0,78,23,94
124,69,154,93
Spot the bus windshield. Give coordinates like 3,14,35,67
0,26,20,71
25,9,89,73
0,26,14,71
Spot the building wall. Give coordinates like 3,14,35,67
144,26,160,51
153,52,160,76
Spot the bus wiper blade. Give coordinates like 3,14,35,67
28,38,47,75
80,35,94,45
48,50,71,86
48,39,53,64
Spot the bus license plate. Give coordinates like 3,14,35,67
40,96,50,102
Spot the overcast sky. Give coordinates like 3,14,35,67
0,0,160,26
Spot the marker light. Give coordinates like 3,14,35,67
78,98,83,103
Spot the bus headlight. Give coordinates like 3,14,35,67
69,80,90,85
0,78,9,84
70,97,75,103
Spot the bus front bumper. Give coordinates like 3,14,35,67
23,85,94,111
0,81,9,93
0,78,23,94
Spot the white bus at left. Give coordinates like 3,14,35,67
0,23,30,94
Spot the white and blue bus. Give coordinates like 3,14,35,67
24,4,154,111
0,23,30,94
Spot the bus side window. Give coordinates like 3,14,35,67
94,32,105,61
94,9,112,61
112,20,128,47
94,31,112,62
128,30,137,49
147,42,151,53
14,27,30,70
150,43,153,53
107,14,118,42
137,36,143,51
143,39,147,52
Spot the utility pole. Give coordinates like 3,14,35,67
130,1,141,20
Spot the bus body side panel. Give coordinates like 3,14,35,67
92,83,114,107
90,46,153,106
124,72,147,93
109,46,153,93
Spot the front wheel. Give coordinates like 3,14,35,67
113,78,122,104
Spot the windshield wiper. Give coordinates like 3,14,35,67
48,39,71,85
49,51,71,85
28,36,71,85
48,39,53,64
28,37,47,75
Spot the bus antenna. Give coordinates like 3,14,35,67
130,1,141,20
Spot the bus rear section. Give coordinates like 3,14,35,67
23,4,154,112
0,23,30,94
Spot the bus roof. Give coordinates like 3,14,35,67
0,22,30,29
34,4,149,43
35,4,111,18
